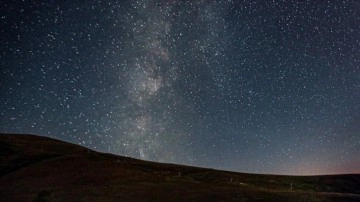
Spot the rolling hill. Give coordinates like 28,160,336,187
0,133,359,201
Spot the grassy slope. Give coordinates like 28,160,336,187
0,133,359,202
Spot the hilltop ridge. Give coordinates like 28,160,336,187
1,133,359,202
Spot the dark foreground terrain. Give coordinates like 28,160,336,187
0,133,359,202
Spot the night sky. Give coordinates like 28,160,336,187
1,0,359,175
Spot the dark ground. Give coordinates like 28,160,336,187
1,133,359,202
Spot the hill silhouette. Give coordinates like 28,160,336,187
1,133,359,201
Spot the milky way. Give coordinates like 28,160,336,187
1,0,360,175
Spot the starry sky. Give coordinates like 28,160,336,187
1,0,360,175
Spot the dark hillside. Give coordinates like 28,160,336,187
1,133,359,202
